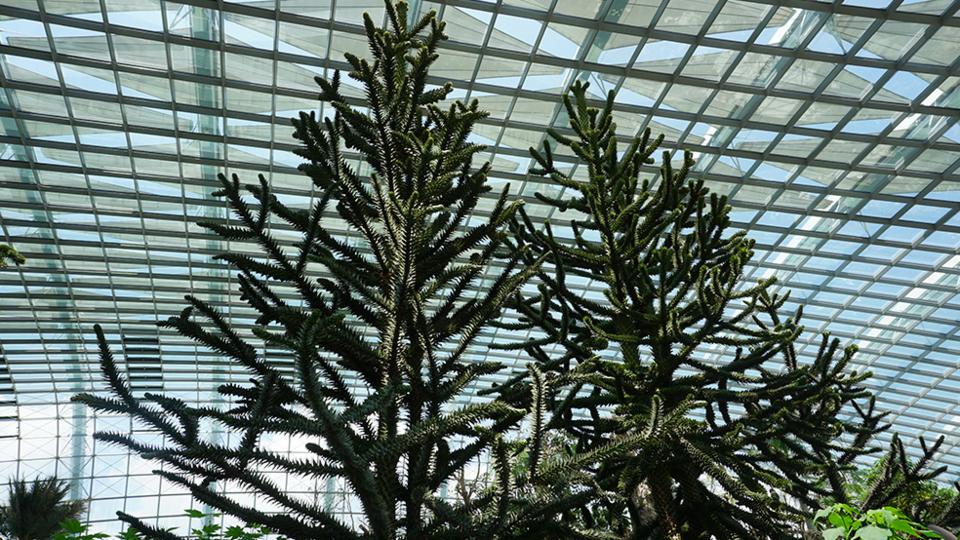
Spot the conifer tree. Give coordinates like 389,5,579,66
74,4,608,538
495,80,956,539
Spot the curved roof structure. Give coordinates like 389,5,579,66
0,0,958,529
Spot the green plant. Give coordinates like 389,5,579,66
183,509,271,540
51,519,109,540
492,79,956,539
0,477,85,540
0,244,25,268
48,511,271,540
845,455,960,531
73,1,608,538
115,528,143,540
814,503,943,539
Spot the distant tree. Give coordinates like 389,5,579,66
493,80,958,539
0,476,85,540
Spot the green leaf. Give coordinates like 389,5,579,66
815,508,834,522
882,507,908,519
830,511,855,530
823,527,847,540
866,508,899,526
61,519,85,534
185,508,205,518
855,526,895,540
835,504,855,513
886,519,919,536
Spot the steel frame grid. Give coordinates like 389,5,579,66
0,0,959,529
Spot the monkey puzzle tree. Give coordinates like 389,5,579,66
494,80,956,539
74,4,608,539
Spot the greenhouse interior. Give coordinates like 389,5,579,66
0,0,959,538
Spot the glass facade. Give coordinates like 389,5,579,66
0,0,958,528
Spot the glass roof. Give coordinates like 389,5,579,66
0,0,959,529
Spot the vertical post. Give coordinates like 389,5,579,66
188,4,227,523
324,477,335,513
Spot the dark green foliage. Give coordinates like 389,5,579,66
0,476,85,540
0,244,25,268
494,80,954,539
50,511,270,540
841,440,960,532
74,2,603,539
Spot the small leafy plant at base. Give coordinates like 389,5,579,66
53,519,110,540
814,503,944,539
117,529,143,540
51,510,277,540
183,509,275,540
